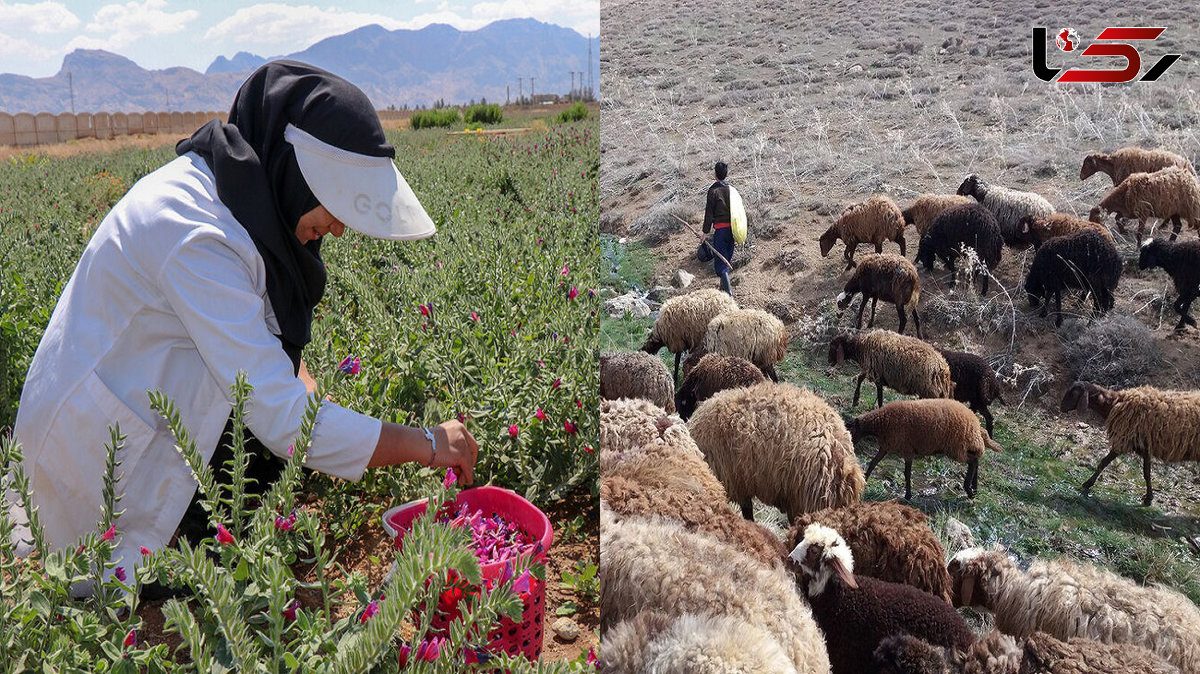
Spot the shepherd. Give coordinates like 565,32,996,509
6,61,479,597
701,161,746,296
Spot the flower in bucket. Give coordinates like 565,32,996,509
337,355,361,375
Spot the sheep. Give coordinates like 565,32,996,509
827,330,952,409
601,456,785,568
1088,167,1200,241
1023,230,1122,327
787,501,952,603
600,351,676,413
847,398,1002,499
674,352,765,421
679,343,707,379
1060,380,1200,507
641,288,738,382
600,515,832,674
600,611,800,674
790,523,974,674
1080,147,1194,186
901,194,974,237
937,348,1005,436
1015,212,1114,249
915,203,1003,295
956,174,1054,246
598,398,700,474
947,546,1200,672
701,308,789,382
874,631,1181,674
819,195,907,269
1138,237,1200,331
688,381,865,521
835,253,923,338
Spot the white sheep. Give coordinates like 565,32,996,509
641,288,738,382
598,397,700,474
600,611,799,674
701,308,789,381
957,174,1054,246
948,546,1200,672
688,381,865,521
600,350,676,412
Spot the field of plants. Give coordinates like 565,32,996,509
0,108,598,670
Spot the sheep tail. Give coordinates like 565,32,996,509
907,286,920,312
982,429,1002,452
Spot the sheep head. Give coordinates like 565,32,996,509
828,334,850,367
1138,237,1165,271
956,175,982,200
1079,154,1106,181
789,523,857,597
946,546,1007,609
1060,380,1115,418
640,332,665,355
873,635,948,674
901,206,916,226
819,225,840,257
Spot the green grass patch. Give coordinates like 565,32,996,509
601,234,656,292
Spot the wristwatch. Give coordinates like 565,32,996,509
423,427,437,466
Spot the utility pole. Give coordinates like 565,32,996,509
518,77,523,105
506,84,510,105
569,72,575,101
530,76,535,103
587,33,593,99
67,70,75,114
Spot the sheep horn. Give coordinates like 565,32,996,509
830,556,858,589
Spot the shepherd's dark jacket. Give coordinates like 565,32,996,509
703,180,731,233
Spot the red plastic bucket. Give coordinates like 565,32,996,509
383,486,553,661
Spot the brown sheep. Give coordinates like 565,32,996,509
1015,213,1114,249
819,195,907,269
902,194,974,237
1088,167,1200,241
788,500,952,603
600,351,675,413
828,330,952,409
847,398,1003,499
836,253,923,338
674,352,765,421
1080,147,1194,186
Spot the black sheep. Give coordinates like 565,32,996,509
938,349,1005,436
1139,237,1200,331
790,523,975,674
1023,230,1121,327
915,203,1003,295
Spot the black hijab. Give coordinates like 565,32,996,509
177,60,395,373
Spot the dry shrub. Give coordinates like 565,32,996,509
1062,315,1164,388
629,201,692,246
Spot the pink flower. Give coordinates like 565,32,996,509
470,311,479,322
508,425,519,438
123,629,137,648
101,525,116,541
287,444,294,458
398,644,411,667
360,599,379,623
76,544,85,554
283,600,299,621
560,263,569,276
114,567,126,582
552,377,562,389
337,355,361,375
415,637,442,661
275,515,294,531
575,399,583,409
564,419,577,434
583,446,594,453
456,412,466,424
535,408,546,421
443,468,457,488
435,261,443,269
418,303,431,317
587,648,598,666
568,286,578,300
512,569,532,594
216,523,234,545
139,546,151,556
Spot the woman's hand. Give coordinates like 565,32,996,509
429,420,478,485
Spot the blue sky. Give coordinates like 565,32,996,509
0,0,600,77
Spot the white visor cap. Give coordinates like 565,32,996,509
284,123,436,240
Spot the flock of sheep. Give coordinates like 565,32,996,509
596,145,1200,672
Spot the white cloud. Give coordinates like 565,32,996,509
0,29,61,60
0,1,80,34
80,0,198,49
471,0,599,36
204,4,413,48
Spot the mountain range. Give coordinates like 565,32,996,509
0,18,597,114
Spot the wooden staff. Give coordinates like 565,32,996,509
670,213,734,271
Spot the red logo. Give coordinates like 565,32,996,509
1034,27,1181,83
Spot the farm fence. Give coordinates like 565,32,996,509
0,111,228,147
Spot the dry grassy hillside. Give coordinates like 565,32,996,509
599,0,1200,599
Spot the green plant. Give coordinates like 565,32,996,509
557,103,588,123
464,104,503,125
410,109,462,130
558,561,598,602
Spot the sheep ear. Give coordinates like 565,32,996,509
960,573,976,606
831,556,858,589
1020,221,1029,234
1075,388,1090,414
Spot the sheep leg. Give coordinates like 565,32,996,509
1080,448,1121,495
867,298,879,328
897,234,907,257
854,296,869,330
673,351,682,384
852,373,867,407
912,309,923,339
1178,293,1197,330
1140,449,1154,507
1170,215,1182,241
740,498,754,521
863,448,888,480
1054,290,1064,328
763,363,780,382
895,302,905,335
964,457,978,498
876,380,885,409
844,244,857,269
979,405,994,437
904,458,913,500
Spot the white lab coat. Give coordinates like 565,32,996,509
8,152,381,580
